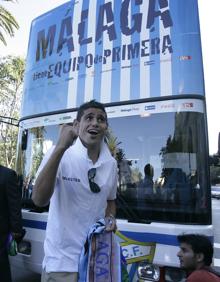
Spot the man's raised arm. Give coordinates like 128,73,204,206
32,122,79,207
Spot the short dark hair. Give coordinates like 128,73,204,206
177,234,213,266
144,164,153,176
76,100,107,122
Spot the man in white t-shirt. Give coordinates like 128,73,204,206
32,100,118,282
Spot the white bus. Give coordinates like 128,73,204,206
12,0,217,281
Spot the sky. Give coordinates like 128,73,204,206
0,0,219,154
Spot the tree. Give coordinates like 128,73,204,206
0,55,25,168
0,0,19,45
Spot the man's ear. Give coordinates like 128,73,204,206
103,122,108,133
73,119,80,135
196,253,204,263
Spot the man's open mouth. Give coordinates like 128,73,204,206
88,129,98,135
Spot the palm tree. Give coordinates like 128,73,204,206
0,0,19,45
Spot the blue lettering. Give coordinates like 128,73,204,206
147,0,173,30
36,25,56,61
141,40,150,56
35,1,174,62
98,241,109,250
127,42,139,59
112,46,121,62
121,0,142,35
48,64,54,78
122,248,129,258
96,252,109,264
63,58,72,74
162,35,173,54
96,2,116,43
151,37,160,55
54,61,62,77
85,54,93,68
103,49,111,64
96,266,108,277
77,56,84,70
133,246,140,256
78,9,92,45
57,17,74,54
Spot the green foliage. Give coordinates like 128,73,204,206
210,165,220,185
0,0,19,45
29,128,45,178
106,128,122,158
0,55,25,168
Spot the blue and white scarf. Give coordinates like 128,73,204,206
78,219,122,282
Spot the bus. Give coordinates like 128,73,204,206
12,0,216,281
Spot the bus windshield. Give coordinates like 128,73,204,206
18,98,210,224
109,100,210,225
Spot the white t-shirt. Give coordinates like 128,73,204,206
37,138,117,272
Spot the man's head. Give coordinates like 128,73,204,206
76,100,107,122
177,234,213,272
144,164,154,177
75,100,108,149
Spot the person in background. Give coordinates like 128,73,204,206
177,233,220,281
32,100,118,282
138,163,154,199
0,165,23,282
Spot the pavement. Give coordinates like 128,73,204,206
11,265,41,282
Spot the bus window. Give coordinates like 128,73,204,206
108,108,210,224
17,125,59,207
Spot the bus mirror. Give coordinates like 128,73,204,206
21,129,28,151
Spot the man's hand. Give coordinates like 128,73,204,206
57,120,79,150
105,214,117,232
12,229,26,244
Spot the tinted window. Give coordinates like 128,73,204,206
108,110,210,224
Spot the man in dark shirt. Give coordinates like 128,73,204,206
177,233,220,282
138,163,154,199
0,165,23,282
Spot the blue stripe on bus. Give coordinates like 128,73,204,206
22,219,47,230
22,219,178,245
22,219,214,247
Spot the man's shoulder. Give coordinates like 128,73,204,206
0,164,9,172
0,166,17,190
0,165,16,176
188,269,220,282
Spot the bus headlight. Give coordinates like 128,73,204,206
137,262,160,281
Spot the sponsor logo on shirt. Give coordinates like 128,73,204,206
62,176,80,182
